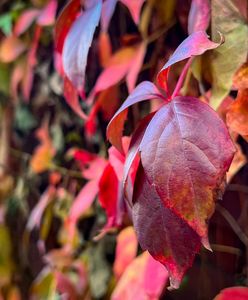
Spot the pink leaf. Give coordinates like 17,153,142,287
107,81,164,153
14,9,40,36
157,31,221,92
132,165,201,289
120,0,145,24
37,0,58,26
112,251,168,299
27,186,56,231
188,0,210,34
62,1,102,92
101,0,117,32
69,180,99,223
113,227,138,279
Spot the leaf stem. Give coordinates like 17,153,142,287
171,57,194,99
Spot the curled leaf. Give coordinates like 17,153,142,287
107,81,163,153
157,31,221,92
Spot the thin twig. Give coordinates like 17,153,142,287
216,203,248,246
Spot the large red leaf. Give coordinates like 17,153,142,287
214,287,248,300
188,0,210,34
132,165,201,289
107,81,164,153
157,31,221,92
62,1,102,92
139,96,235,240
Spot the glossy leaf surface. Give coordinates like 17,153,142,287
132,165,201,288
139,96,235,239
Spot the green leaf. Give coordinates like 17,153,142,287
14,104,37,133
210,0,248,109
0,13,12,35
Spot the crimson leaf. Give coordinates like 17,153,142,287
139,96,235,240
132,164,201,289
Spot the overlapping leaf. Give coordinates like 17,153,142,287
132,165,201,289
139,96,235,239
112,250,168,300
157,31,221,93
107,81,164,153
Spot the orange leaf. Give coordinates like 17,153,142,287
226,89,248,141
30,123,56,174
0,36,26,63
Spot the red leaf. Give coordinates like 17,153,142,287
119,0,145,24
188,0,210,34
37,0,58,26
113,226,138,279
107,81,164,153
63,76,88,120
62,1,102,92
54,0,81,54
157,31,221,92
139,96,235,240
112,250,168,299
214,287,248,300
14,9,40,36
132,165,201,289
98,163,119,228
